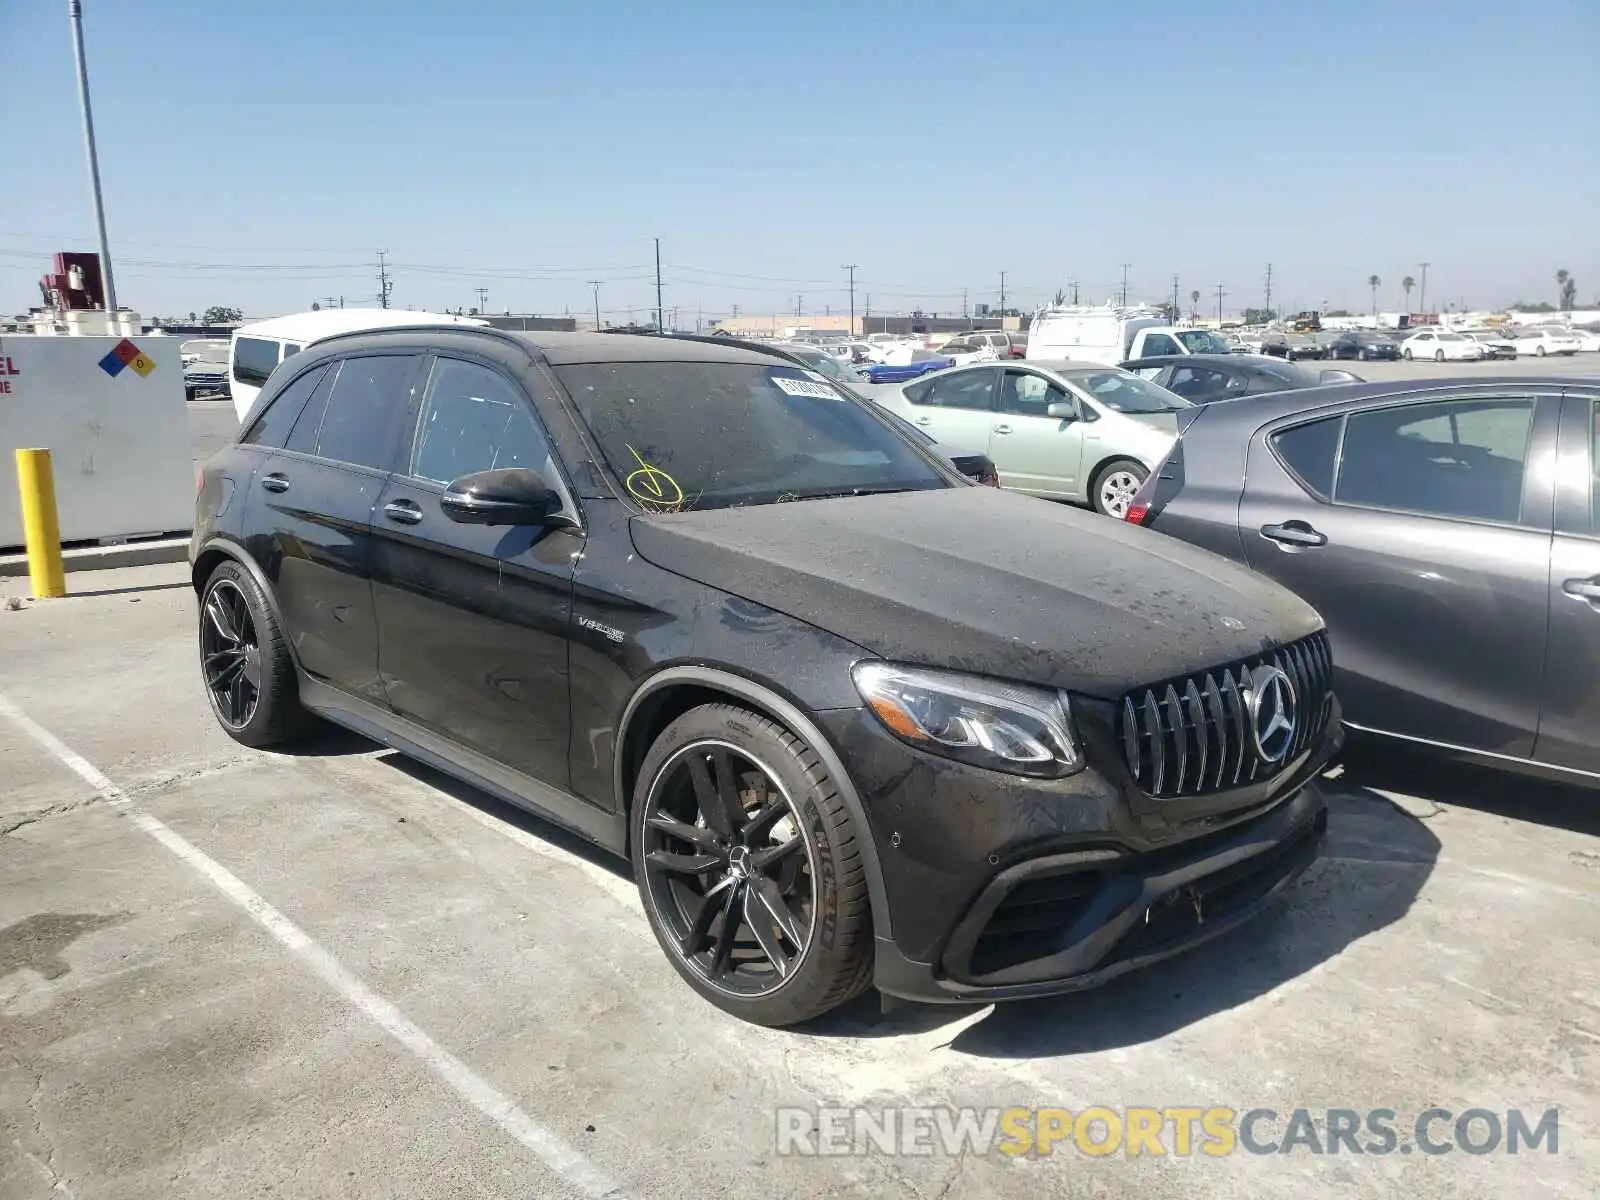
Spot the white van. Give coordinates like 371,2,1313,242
229,308,486,419
1025,305,1167,365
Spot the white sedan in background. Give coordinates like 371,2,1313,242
1400,329,1486,362
1572,328,1600,352
1509,328,1582,356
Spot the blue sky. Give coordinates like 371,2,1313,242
1,0,1595,321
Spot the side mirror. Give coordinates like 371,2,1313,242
440,467,572,527
1046,401,1079,422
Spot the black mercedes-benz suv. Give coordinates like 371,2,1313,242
191,327,1340,1026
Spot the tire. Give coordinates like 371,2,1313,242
1091,458,1148,519
1536,345,1547,357
631,703,874,1027
1357,349,1367,361
1434,350,1445,362
198,560,314,748
1403,348,1413,360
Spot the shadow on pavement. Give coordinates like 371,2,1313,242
808,783,1439,1054
64,581,193,600
1339,739,1600,837
377,750,633,881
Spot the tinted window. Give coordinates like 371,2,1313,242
997,371,1068,417
1593,402,1600,531
233,337,280,387
551,361,947,511
313,355,421,470
1167,366,1229,401
411,358,556,486
1271,417,1342,498
240,365,327,448
1336,397,1535,523
919,370,997,410
1143,333,1183,356
285,363,338,455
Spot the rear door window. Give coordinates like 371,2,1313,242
312,355,422,471
240,365,328,448
1270,416,1343,499
233,337,280,387
1335,397,1535,523
919,370,997,411
1142,333,1183,356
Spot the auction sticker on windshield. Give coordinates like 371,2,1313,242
771,375,841,400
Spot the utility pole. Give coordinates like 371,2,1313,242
474,286,488,315
1119,264,1131,307
1264,263,1273,320
962,287,968,320
654,237,664,332
1067,279,1079,305
1171,274,1180,324
1418,262,1430,314
588,280,602,330
68,0,118,312
377,250,392,309
1214,282,1226,324
795,294,802,319
842,264,858,337
998,271,1007,319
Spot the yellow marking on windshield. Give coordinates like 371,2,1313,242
624,444,686,508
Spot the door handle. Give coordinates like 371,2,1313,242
383,500,423,526
260,473,289,494
1259,521,1327,548
993,424,1013,435
1562,578,1600,602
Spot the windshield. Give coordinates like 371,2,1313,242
1175,330,1231,354
553,361,949,511
785,346,858,383
181,339,229,362
1070,369,1191,413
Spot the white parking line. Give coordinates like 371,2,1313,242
0,692,629,1200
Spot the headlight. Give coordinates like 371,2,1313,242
852,662,1083,778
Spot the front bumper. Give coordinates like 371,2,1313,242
818,694,1342,1003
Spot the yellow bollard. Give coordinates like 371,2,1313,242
15,448,66,599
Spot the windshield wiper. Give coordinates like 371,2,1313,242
778,485,921,502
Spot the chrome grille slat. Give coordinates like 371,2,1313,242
1164,684,1187,794
1184,679,1207,792
1117,631,1333,800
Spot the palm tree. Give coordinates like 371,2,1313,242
1189,289,1200,319
1402,275,1415,310
1557,269,1571,310
1368,275,1381,315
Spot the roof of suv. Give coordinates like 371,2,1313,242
306,326,791,368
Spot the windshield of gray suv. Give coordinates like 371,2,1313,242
553,360,950,510
1175,330,1232,354
1068,369,1192,414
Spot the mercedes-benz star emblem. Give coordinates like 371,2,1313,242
1245,665,1298,763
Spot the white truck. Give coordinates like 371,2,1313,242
1026,305,1233,364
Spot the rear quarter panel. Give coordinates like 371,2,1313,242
1148,407,1253,563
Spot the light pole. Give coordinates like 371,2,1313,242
998,271,1007,321
588,280,602,330
1418,262,1430,314
842,264,858,336
68,0,117,312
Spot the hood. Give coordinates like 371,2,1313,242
629,487,1323,699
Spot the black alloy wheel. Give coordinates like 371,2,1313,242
640,739,817,997
201,578,262,730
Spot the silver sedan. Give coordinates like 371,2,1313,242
868,359,1190,517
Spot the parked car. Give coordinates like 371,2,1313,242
1124,328,1237,358
942,330,1028,358
1570,327,1600,353
192,326,1338,1025
871,359,1190,516
934,337,1002,366
181,339,232,400
1461,330,1518,360
1399,329,1485,362
1508,328,1582,357
1259,332,1326,362
1124,375,1600,788
861,350,954,383
1120,354,1362,404
1326,331,1401,361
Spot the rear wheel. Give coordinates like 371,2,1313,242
199,561,313,748
1403,348,1414,360
1434,349,1445,362
1092,459,1148,519
632,704,874,1026
1536,345,1547,357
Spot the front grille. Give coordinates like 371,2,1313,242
1118,631,1332,798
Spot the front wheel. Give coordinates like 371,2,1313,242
1092,458,1148,519
1434,350,1445,362
1403,348,1414,360
632,704,874,1026
1536,345,1547,357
